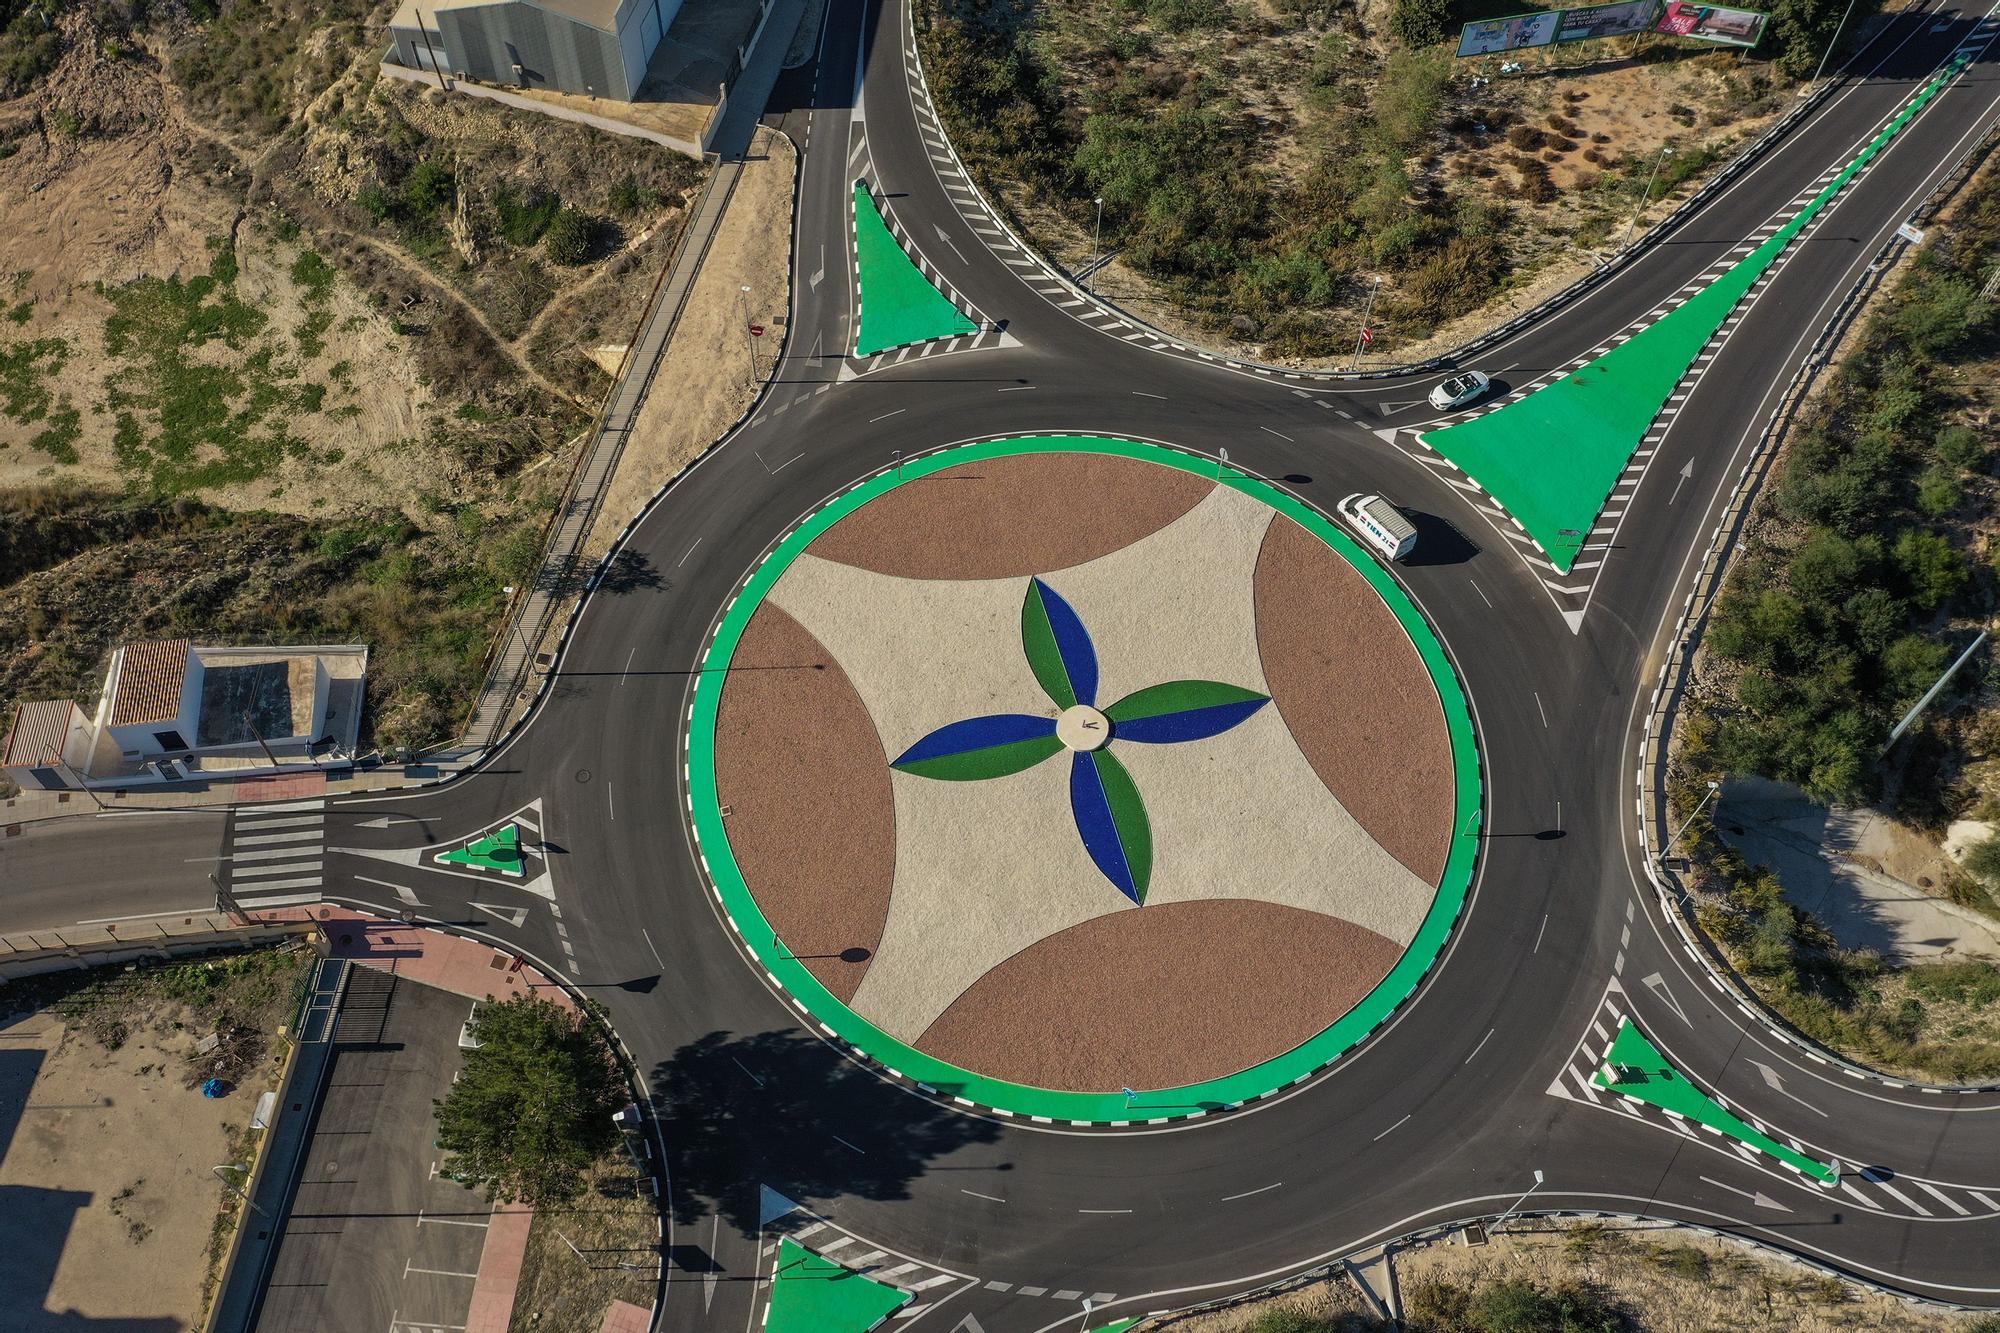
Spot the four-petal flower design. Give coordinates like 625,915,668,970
890,577,1269,904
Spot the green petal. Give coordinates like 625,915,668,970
1091,748,1151,903
1106,679,1267,723
893,734,1064,781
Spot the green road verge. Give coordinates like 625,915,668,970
686,434,1481,1122
1592,1018,1837,1183
765,1238,911,1333
853,181,978,357
439,822,522,874
1420,56,1970,574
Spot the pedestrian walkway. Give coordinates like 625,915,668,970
222,799,328,912
852,180,978,356
763,1237,912,1333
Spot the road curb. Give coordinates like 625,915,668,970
1635,115,2000,1097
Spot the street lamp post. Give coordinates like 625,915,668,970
213,1164,267,1218
739,285,758,388
1811,0,1861,87
1625,147,1675,247
1087,197,1104,292
1492,1168,1545,1234
1349,276,1382,370
1663,779,1723,858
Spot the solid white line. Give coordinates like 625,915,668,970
680,538,702,567
76,906,213,925
1534,692,1549,728
1078,1208,1133,1215
1259,427,1293,441
417,1215,490,1228
960,1189,1006,1203
832,1135,866,1154
1220,1182,1283,1201
404,1264,480,1279
1534,914,1549,952
1468,580,1493,608
1464,1028,1496,1064
869,408,905,422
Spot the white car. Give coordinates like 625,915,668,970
1428,370,1491,411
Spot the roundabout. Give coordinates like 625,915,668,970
686,435,1480,1122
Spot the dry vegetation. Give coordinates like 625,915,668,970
918,0,1855,364
0,0,704,749
1161,1221,2000,1332
510,1152,661,1333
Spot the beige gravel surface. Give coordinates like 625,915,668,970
1255,516,1454,884
714,603,895,1004
915,900,1400,1091
760,478,1441,1055
806,453,1214,580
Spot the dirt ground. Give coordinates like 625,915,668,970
0,955,307,1330
585,124,798,558
1158,1222,1979,1331
510,1152,660,1333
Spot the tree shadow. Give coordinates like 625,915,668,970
534,549,666,600
650,1029,1003,1237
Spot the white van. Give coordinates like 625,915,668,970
1337,493,1418,562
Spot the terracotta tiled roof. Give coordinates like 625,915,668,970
3,700,79,767
109,639,191,727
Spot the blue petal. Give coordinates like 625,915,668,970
893,714,1057,766
1069,751,1139,904
1113,697,1269,744
1033,579,1100,707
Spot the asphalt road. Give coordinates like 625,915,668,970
12,0,2000,1328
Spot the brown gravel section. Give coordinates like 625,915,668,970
805,453,1214,579
913,900,1403,1091
714,604,895,1004
1253,517,1453,885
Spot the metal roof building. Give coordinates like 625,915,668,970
387,0,681,101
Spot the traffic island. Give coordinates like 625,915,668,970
852,180,978,356
1420,55,1972,574
439,822,524,874
690,436,1480,1122
765,1238,912,1333
1591,1017,1838,1184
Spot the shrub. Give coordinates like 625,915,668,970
1916,463,1962,516
543,207,597,265
356,180,391,224
1964,840,2000,890
402,160,454,214
493,182,561,246
1894,529,1965,608
1388,0,1453,47
1935,423,1985,469
608,173,644,216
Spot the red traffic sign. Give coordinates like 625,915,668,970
748,323,766,337
1358,327,1374,345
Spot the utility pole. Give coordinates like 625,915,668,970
739,285,757,388
1349,276,1382,370
1625,147,1675,246
414,6,447,91
213,1164,267,1218
1662,779,1722,859
1811,0,1861,87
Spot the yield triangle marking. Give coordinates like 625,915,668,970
951,1319,988,1333
1371,427,1399,444
1561,608,1586,635
469,902,530,929
1378,398,1427,414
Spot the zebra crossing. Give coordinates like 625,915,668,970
221,799,326,911
1549,979,2000,1220
764,1216,972,1319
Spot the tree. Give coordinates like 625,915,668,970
1389,0,1453,48
544,207,597,266
403,160,455,215
434,995,625,1206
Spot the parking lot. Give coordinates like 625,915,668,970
254,969,493,1333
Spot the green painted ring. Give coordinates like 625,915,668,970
686,435,1482,1123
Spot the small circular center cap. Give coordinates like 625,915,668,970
1056,704,1112,751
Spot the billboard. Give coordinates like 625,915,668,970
1655,0,1769,46
1457,10,1561,56
1556,0,1661,43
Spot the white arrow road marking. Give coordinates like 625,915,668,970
810,243,825,289
703,1216,719,1313
1641,972,1690,1025
1698,1175,1793,1211
1747,1059,1830,1117
933,224,966,265
352,875,424,907
468,902,530,929
329,844,557,901
950,1318,988,1333
1668,457,1694,505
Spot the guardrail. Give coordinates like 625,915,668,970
1636,117,2000,1094
906,0,1843,382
